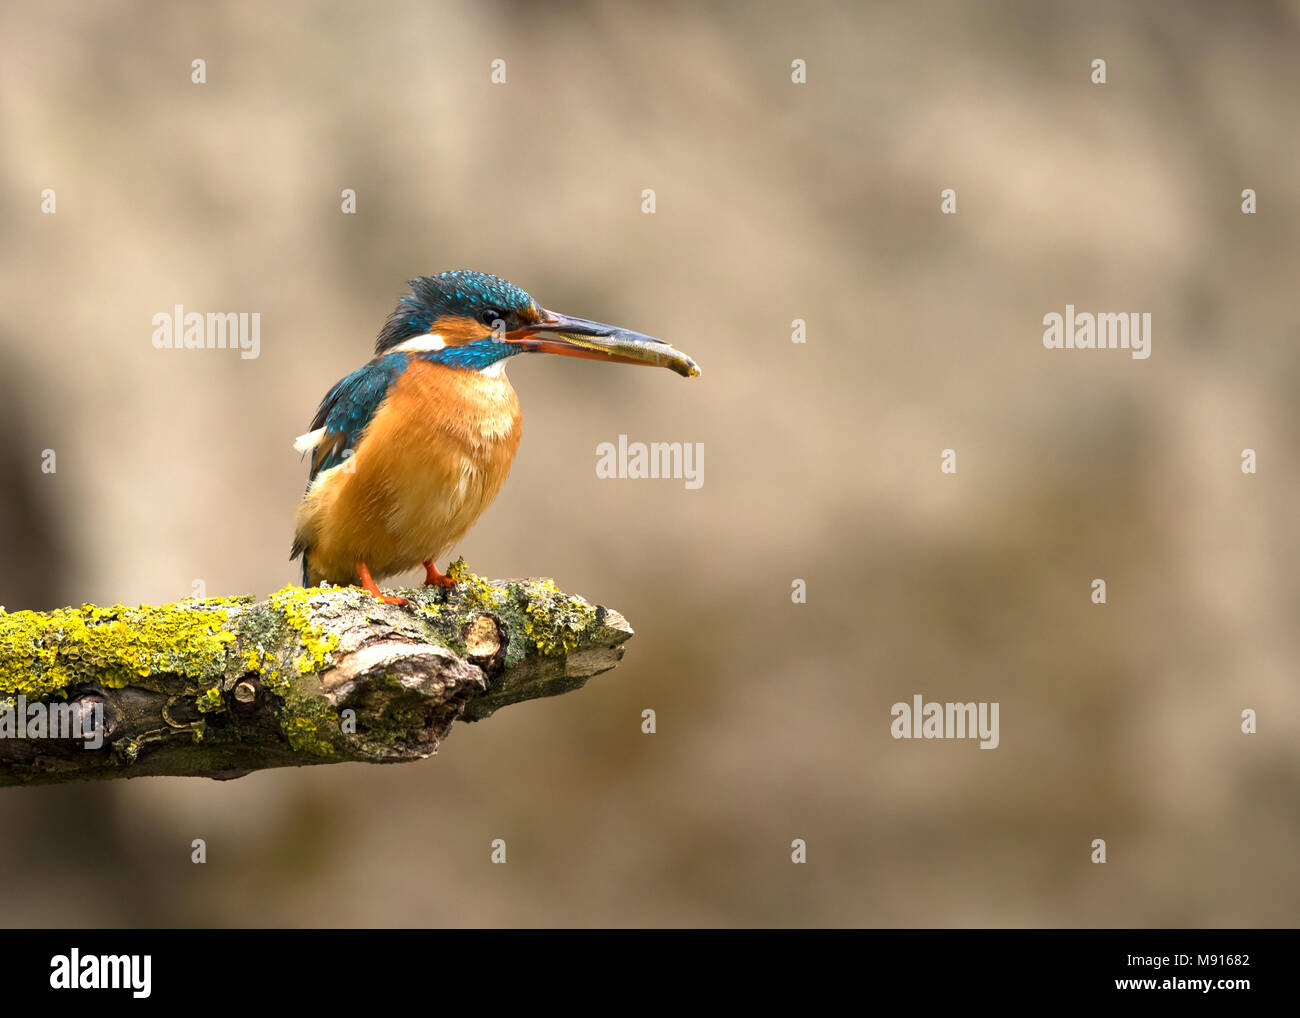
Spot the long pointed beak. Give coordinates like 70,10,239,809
505,311,701,378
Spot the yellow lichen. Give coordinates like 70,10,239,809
266,585,340,675
446,559,508,609
521,582,598,656
282,712,337,756
0,601,237,700
195,686,223,713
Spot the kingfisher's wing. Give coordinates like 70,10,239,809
294,352,409,484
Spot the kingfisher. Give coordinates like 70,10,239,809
290,270,700,604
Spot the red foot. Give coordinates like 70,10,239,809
422,559,457,589
356,561,409,605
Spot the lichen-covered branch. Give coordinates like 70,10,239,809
0,560,632,787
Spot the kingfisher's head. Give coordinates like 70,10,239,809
374,270,700,378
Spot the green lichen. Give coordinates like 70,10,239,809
195,686,223,713
264,669,288,695
282,706,338,756
0,572,623,777
257,586,350,756
521,581,599,656
420,564,602,659
0,600,238,700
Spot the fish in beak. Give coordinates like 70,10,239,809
505,312,701,378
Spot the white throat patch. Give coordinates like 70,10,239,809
391,332,447,353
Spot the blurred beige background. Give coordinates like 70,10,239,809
1,0,1297,926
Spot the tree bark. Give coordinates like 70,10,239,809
0,564,632,786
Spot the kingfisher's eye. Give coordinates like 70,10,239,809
480,308,504,328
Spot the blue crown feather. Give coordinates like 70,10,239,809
376,271,533,354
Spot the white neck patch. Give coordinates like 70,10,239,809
391,332,447,353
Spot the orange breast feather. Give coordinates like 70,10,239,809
299,359,521,585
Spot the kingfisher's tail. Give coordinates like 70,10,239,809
289,538,310,587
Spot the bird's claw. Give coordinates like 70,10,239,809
355,561,410,606
422,560,458,590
